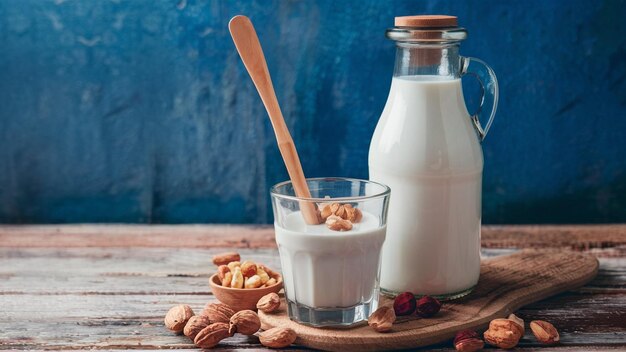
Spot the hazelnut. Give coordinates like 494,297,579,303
164,304,194,333
530,320,560,345
212,252,240,266
257,292,281,313
393,292,417,316
203,302,235,323
259,327,297,348
368,306,396,332
416,295,442,317
194,322,231,349
229,310,261,335
453,330,484,352
183,315,211,340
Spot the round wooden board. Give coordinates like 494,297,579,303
259,249,599,351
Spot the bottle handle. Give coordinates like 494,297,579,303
460,56,499,141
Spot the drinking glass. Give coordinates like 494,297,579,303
270,177,390,327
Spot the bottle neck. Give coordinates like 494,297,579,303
393,43,461,79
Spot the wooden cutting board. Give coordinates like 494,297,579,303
259,250,598,351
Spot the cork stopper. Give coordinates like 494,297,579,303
395,15,458,28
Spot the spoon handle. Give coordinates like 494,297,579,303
229,15,319,225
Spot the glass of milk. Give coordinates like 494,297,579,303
270,178,390,327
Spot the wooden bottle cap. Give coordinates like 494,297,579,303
395,15,458,28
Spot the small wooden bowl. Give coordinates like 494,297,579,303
209,273,283,311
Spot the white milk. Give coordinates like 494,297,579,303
369,76,482,296
275,211,386,308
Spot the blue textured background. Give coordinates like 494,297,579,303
0,0,625,224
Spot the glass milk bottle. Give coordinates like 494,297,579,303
369,15,498,299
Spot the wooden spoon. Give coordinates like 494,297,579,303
229,15,320,225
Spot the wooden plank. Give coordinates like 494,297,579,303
1,225,625,254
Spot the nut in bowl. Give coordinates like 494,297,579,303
209,261,283,311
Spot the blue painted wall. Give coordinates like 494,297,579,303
0,0,625,224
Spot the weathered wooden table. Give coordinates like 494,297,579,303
1,225,625,351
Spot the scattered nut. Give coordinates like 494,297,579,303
203,303,236,324
194,322,231,349
416,295,442,317
259,327,297,348
231,267,244,289
212,252,240,266
183,315,212,340
326,215,353,231
244,274,263,289
530,320,560,345
393,292,417,316
257,292,281,313
240,261,258,278
164,304,194,333
229,310,261,335
368,306,396,332
484,318,523,349
453,330,484,352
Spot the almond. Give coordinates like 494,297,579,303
194,322,231,349
229,310,261,335
257,292,281,313
164,304,194,333
259,327,297,348
183,315,211,340
202,302,235,323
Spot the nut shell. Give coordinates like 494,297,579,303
530,320,560,344
212,252,240,266
193,322,231,349
202,302,236,323
257,292,281,313
368,306,396,332
183,315,211,340
259,327,297,348
229,310,261,335
164,304,194,333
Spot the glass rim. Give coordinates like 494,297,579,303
269,177,391,203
